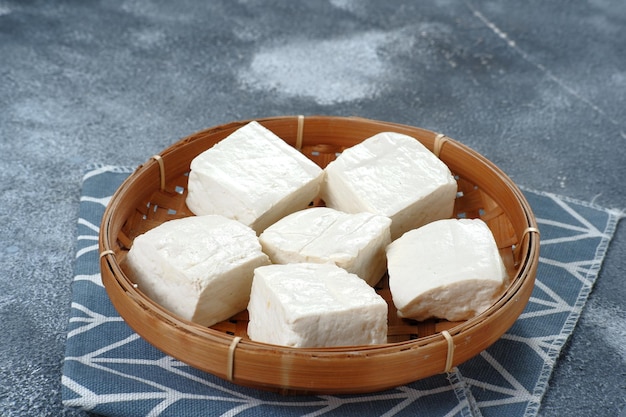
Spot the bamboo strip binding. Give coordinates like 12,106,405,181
227,336,242,382
441,330,455,373
99,249,115,259
296,114,304,150
433,133,449,158
99,115,540,395
522,227,540,243
151,154,165,191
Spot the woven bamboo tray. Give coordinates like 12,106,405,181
99,115,539,395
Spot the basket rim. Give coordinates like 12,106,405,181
99,115,540,391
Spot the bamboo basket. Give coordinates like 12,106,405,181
99,115,539,395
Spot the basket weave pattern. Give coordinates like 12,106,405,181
100,116,539,394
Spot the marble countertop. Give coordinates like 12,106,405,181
1,1,624,416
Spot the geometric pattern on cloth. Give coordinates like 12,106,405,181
62,166,622,417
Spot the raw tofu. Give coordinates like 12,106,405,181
125,215,270,327
247,263,388,348
386,218,507,322
186,121,324,234
259,207,391,286
320,131,457,239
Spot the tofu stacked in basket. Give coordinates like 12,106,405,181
125,121,508,348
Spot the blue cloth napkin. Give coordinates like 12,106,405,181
62,165,622,417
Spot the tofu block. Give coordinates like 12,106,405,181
320,131,457,239
247,263,388,348
125,215,270,327
259,207,391,286
386,218,507,322
186,121,324,234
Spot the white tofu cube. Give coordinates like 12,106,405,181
125,215,270,327
386,218,507,322
186,121,324,234
320,131,457,239
247,263,388,348
259,207,391,286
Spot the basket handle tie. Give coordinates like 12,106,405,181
433,133,449,158
227,336,243,382
296,115,304,150
151,154,166,192
441,330,455,373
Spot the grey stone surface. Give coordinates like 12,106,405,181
0,1,624,416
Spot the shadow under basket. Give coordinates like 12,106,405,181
99,115,540,395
